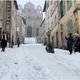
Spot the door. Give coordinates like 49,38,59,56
56,32,58,48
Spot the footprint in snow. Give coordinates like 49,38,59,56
33,65,42,71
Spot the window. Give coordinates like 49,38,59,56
61,25,63,47
67,19,73,33
67,0,72,11
46,1,49,9
8,9,11,12
51,6,53,17
55,16,57,23
60,0,65,18
0,8,1,14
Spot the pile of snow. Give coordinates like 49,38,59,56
24,37,37,44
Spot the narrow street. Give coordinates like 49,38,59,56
0,44,80,80
0,0,80,80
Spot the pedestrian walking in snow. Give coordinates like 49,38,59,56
44,38,48,46
11,39,14,48
65,33,74,55
17,38,20,47
1,31,7,52
45,41,54,53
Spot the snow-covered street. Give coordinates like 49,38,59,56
0,44,80,80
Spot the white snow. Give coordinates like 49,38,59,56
0,44,80,80
24,37,37,44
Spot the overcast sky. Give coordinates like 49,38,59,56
17,0,45,9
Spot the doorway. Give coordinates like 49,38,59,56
56,31,58,48
52,36,54,47
27,26,32,37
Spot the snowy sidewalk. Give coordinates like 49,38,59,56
0,44,80,80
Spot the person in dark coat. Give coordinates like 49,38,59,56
17,38,20,47
11,39,14,48
45,41,54,53
65,33,74,55
74,35,80,53
44,38,48,46
1,31,7,52
73,33,79,52
76,36,80,52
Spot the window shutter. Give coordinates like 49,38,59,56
67,20,73,33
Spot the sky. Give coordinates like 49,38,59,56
17,0,45,9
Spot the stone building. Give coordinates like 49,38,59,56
11,0,18,45
40,19,46,43
0,1,5,41
0,0,18,46
16,10,26,44
22,1,43,40
43,0,80,48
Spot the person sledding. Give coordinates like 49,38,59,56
45,41,54,53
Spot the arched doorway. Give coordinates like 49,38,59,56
27,26,32,37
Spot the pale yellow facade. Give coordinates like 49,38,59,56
0,0,18,47
44,0,80,48
52,0,80,48
16,12,26,44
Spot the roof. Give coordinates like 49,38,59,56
14,0,18,10
43,1,46,12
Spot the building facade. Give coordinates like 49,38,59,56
0,1,5,41
39,19,46,43
11,0,18,45
0,0,18,46
22,1,43,39
16,11,26,44
43,0,80,48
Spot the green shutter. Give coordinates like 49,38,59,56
60,0,65,17
67,0,72,11
67,20,73,33
63,1,65,15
